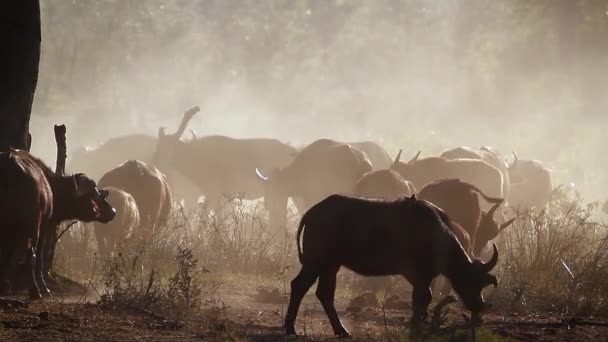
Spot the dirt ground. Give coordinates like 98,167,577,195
2,280,608,342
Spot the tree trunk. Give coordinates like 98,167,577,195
0,0,41,152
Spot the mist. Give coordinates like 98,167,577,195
30,1,608,201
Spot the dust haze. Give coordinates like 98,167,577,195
29,1,608,202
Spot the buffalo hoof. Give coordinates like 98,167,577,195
284,325,297,336
470,312,484,325
28,288,42,301
335,329,351,338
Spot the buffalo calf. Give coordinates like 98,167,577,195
94,187,140,257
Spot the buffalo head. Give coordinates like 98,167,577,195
451,244,499,314
475,201,515,255
72,173,116,223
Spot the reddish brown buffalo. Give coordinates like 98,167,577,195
355,169,416,199
285,194,498,337
391,151,504,203
0,149,115,298
98,160,172,234
94,187,140,257
418,179,515,256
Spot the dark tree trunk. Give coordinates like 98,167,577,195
0,0,41,152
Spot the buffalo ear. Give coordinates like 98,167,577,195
100,189,110,199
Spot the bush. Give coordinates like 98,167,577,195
496,185,608,316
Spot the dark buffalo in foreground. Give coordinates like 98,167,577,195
419,179,515,256
256,139,373,232
154,108,296,211
355,169,416,200
98,160,172,234
94,187,140,257
391,151,504,203
507,153,552,210
285,194,499,337
0,149,115,298
441,146,512,198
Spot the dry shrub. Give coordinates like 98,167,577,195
51,195,298,321
496,185,608,316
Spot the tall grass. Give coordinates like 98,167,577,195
496,186,608,316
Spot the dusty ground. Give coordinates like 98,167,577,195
1,278,608,341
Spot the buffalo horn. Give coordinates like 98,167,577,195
499,218,516,232
487,201,502,218
507,152,518,170
392,149,403,167
255,168,269,181
481,244,499,273
408,150,421,163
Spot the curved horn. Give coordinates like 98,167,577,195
499,218,516,232
481,244,499,273
408,150,421,163
189,129,197,141
255,168,269,181
158,127,167,137
392,149,403,167
507,152,518,170
487,201,502,219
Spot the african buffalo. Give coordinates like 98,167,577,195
154,108,296,212
418,179,515,256
441,146,512,198
285,194,499,337
507,153,552,210
391,151,504,204
355,169,416,200
347,141,393,170
256,139,373,232
67,133,199,208
94,187,140,257
0,149,115,298
98,160,172,234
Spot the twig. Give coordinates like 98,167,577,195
56,221,78,242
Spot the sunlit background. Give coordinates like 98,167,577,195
30,1,608,203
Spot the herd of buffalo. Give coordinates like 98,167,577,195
1,106,607,337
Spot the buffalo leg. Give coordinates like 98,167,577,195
28,246,42,300
316,265,349,337
411,280,433,322
284,264,320,335
0,246,19,295
35,229,51,296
